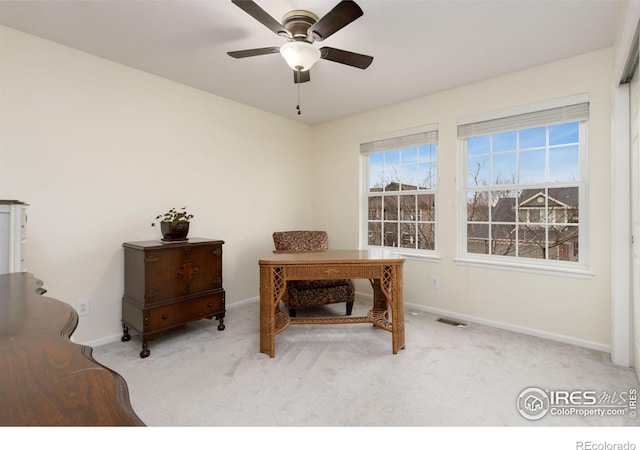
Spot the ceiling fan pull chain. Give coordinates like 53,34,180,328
296,69,302,115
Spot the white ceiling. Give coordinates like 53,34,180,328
0,0,628,124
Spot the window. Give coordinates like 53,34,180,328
459,101,588,268
361,126,438,254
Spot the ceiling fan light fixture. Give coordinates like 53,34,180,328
280,41,321,71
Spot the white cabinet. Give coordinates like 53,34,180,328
0,200,28,274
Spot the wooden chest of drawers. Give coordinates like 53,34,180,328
121,238,225,358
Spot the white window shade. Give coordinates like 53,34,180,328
360,125,438,155
458,102,589,139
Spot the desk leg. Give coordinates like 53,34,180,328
259,265,276,357
372,264,405,354
390,264,405,354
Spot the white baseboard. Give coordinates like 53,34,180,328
634,340,640,383
73,334,121,348
227,296,259,308
409,303,611,355
79,297,261,349
351,290,611,355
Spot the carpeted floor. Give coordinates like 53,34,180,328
93,299,639,428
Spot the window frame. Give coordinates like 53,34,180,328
456,97,591,276
360,125,440,259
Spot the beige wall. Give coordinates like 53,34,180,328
311,48,614,349
0,26,314,343
0,24,617,350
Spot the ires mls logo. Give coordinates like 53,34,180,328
517,387,637,421
517,387,550,420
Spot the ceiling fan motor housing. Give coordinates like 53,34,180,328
282,10,318,41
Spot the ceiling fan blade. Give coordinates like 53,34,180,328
227,47,280,58
308,1,364,41
231,0,290,38
320,47,373,69
294,70,311,84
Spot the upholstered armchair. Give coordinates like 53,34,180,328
272,231,355,317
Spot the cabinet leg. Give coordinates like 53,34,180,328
121,323,131,342
217,317,225,331
140,342,150,358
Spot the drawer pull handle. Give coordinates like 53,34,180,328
208,303,212,308
162,314,168,320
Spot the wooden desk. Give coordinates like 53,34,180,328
259,249,405,357
0,273,144,426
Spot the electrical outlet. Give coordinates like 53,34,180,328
430,275,440,289
76,299,90,316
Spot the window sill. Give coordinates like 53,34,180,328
364,247,441,262
454,256,594,279
398,251,441,262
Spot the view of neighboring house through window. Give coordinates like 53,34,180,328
361,126,438,253
458,101,588,267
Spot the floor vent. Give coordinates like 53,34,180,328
436,318,467,328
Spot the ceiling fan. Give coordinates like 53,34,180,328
227,0,374,85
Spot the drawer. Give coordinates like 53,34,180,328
146,293,224,332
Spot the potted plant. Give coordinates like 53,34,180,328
151,206,194,241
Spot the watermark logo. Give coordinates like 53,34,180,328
517,387,637,421
576,442,636,450
517,387,550,420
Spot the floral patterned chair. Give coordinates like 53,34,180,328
272,231,355,317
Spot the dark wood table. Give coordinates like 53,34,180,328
259,249,405,357
0,272,144,426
